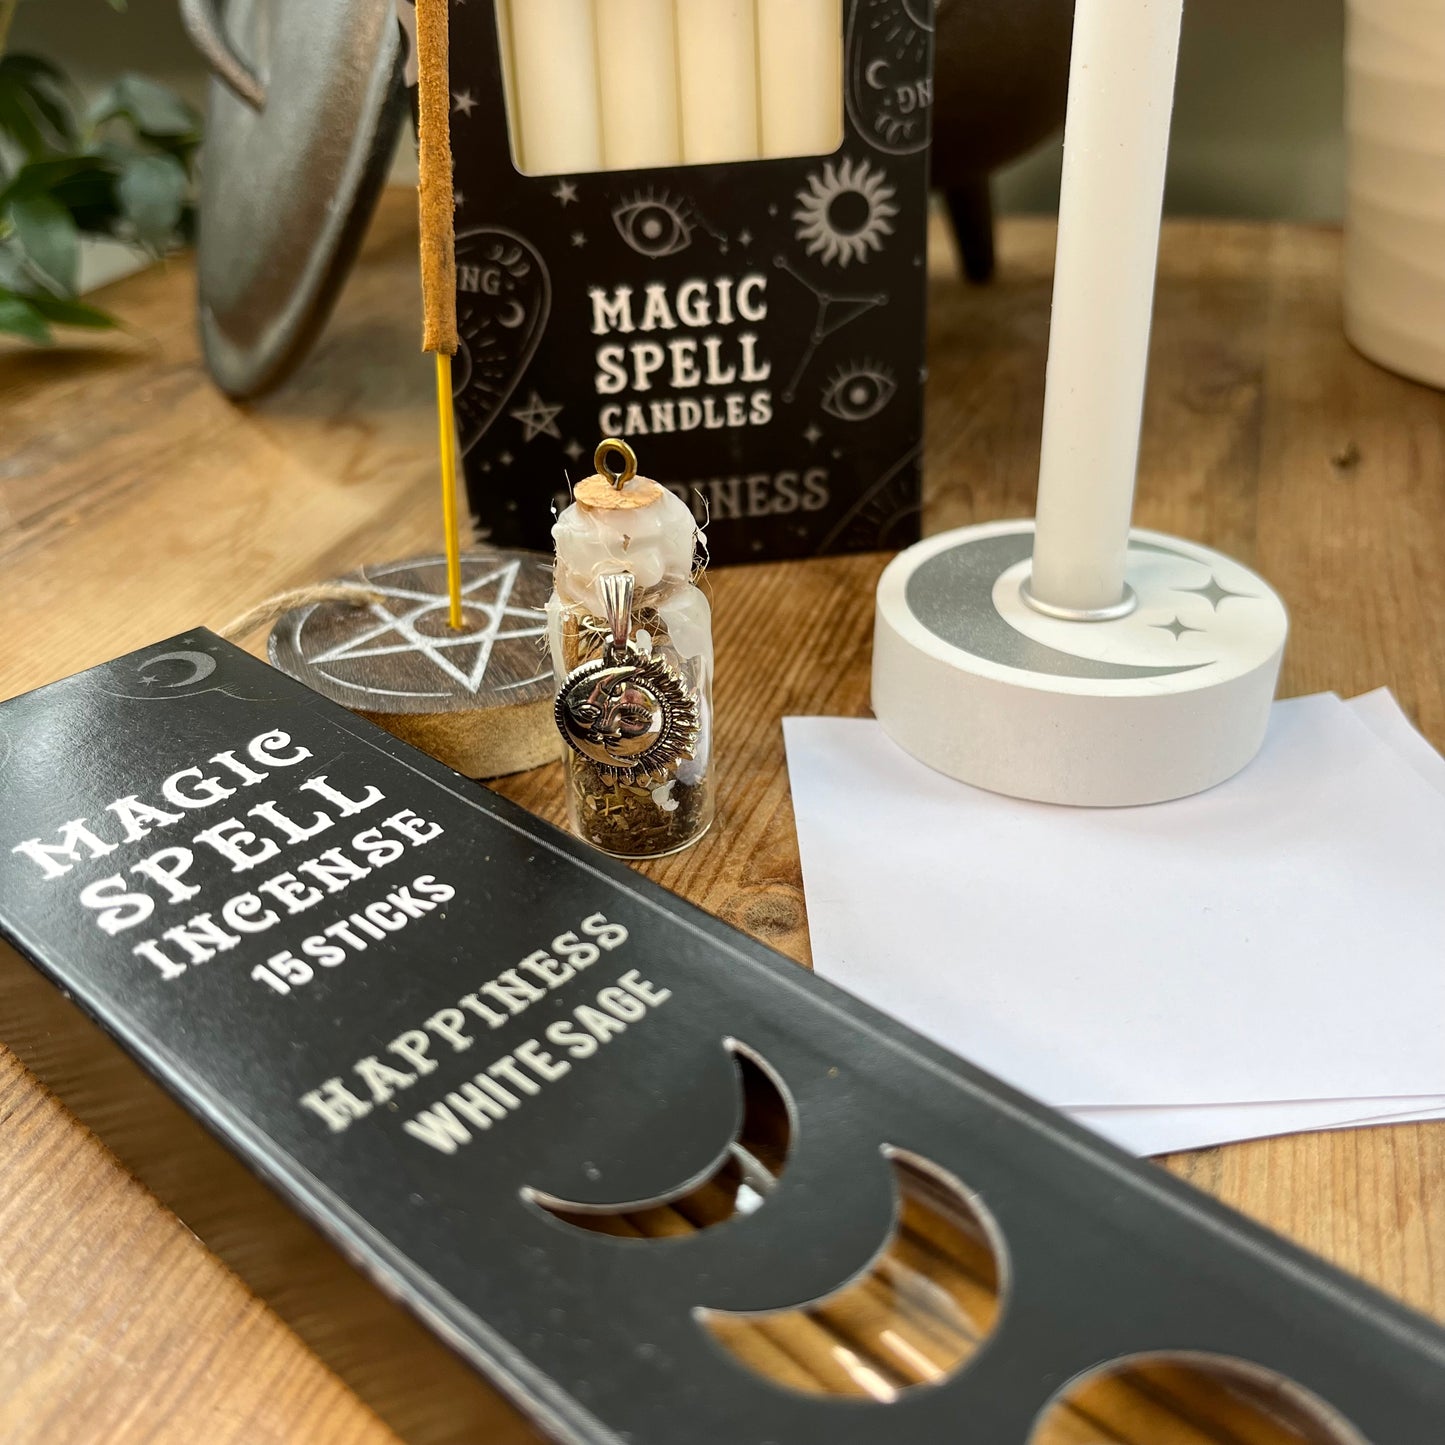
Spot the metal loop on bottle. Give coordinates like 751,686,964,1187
595,438,638,491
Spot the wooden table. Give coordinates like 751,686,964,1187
2,192,1442,1442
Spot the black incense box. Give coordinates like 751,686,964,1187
394,0,935,565
3,633,1445,1443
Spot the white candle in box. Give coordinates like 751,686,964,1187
504,0,602,175
758,0,843,160
597,0,682,169
1029,0,1184,615
676,0,760,165
493,0,522,165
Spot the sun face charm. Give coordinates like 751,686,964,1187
555,643,699,783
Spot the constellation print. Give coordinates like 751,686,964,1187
774,256,888,403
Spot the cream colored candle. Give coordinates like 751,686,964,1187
506,0,602,174
676,0,759,165
1344,0,1445,389
1029,0,1185,617
597,0,681,169
493,0,523,166
758,0,843,159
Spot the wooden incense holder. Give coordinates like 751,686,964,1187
268,549,557,779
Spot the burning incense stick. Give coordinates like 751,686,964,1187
416,0,464,630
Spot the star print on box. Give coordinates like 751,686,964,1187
509,390,563,443
271,554,552,704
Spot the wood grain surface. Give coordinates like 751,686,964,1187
2,191,1443,1441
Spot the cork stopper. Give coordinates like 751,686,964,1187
575,473,665,510
552,439,697,612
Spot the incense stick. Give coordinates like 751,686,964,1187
415,0,464,631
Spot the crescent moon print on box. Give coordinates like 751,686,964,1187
428,0,934,564
451,229,551,455
846,0,935,155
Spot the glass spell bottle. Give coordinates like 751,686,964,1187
548,440,714,859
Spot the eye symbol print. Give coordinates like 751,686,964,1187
822,361,897,422
612,191,697,258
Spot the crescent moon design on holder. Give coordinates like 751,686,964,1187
525,1047,793,1236
904,532,1212,681
138,650,220,688
699,1149,1005,1400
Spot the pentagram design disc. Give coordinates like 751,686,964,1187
555,645,699,783
268,550,557,779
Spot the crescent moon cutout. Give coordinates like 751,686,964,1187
140,650,219,688
527,1047,792,1236
699,1150,1004,1399
904,533,1211,681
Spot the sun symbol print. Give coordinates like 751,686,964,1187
793,156,899,268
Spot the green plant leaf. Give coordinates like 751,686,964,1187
0,240,28,291
0,155,96,206
44,157,121,235
0,54,79,156
7,192,79,292
90,74,199,140
0,289,53,345
116,150,186,249
28,292,117,329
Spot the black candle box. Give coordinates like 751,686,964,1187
395,1,935,566
3,633,1445,1444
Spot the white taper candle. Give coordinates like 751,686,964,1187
757,0,843,159
676,0,760,165
597,0,682,169
1028,0,1185,616
505,0,602,175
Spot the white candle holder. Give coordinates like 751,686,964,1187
872,0,1287,806
872,521,1287,807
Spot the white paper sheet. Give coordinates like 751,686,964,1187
784,695,1445,1125
1349,688,1445,798
1064,691,1445,1153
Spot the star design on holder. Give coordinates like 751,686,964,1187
803,423,823,446
452,90,477,117
553,178,579,207
1175,573,1255,610
306,563,548,695
571,231,587,248
1152,616,1204,641
509,391,563,443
